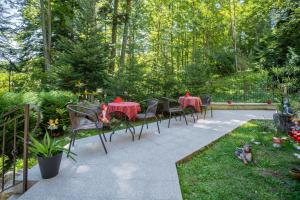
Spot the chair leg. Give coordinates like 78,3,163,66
98,133,108,154
67,133,74,158
211,106,213,117
109,130,115,142
96,123,107,142
156,121,160,134
72,131,77,146
103,133,107,142
109,121,122,142
126,122,135,141
138,122,145,140
191,112,196,123
168,113,172,128
182,111,188,125
146,121,148,129
204,108,207,120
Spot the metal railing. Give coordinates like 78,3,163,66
0,104,40,194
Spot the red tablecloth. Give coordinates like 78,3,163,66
107,102,141,121
179,96,202,112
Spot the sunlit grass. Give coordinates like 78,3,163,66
177,120,300,200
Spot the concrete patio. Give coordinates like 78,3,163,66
17,110,274,200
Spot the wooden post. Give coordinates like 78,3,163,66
23,104,29,192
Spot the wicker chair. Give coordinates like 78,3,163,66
136,99,160,139
109,111,135,142
161,97,188,128
201,95,213,119
66,105,108,156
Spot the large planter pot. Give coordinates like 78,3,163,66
37,152,63,179
289,168,300,180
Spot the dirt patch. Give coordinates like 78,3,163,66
259,168,285,180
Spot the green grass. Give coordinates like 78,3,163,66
177,120,300,200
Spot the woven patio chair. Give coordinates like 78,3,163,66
136,99,160,139
160,97,188,128
201,95,213,119
109,111,135,142
66,104,108,156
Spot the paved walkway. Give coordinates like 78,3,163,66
18,110,274,200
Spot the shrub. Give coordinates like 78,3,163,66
0,91,77,170
38,91,77,135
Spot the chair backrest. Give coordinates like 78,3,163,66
202,95,212,105
146,99,159,115
67,105,98,130
160,97,171,112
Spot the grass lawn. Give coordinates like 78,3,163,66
177,120,300,200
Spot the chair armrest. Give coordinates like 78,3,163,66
67,105,98,122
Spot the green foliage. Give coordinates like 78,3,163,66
29,131,76,160
177,120,300,200
54,0,109,91
0,91,77,140
39,91,77,134
0,155,8,177
0,72,40,94
256,1,300,90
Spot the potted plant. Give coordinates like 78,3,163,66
29,132,76,179
227,100,233,104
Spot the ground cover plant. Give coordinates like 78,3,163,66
177,120,300,200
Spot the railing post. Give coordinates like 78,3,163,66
23,104,29,192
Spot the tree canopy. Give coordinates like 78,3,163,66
0,0,299,98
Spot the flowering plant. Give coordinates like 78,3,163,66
47,119,59,130
114,97,123,103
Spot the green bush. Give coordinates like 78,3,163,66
39,91,77,134
0,72,41,94
0,91,77,170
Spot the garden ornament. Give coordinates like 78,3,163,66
235,144,256,165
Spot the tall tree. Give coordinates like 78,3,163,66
39,0,51,71
110,0,119,72
119,0,132,76
55,0,109,90
47,0,51,62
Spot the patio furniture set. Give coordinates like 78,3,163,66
66,95,212,156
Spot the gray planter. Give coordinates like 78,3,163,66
37,152,63,179
273,113,294,133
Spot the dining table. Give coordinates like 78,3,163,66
179,96,202,112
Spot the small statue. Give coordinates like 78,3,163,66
99,104,110,124
235,144,256,165
283,98,294,115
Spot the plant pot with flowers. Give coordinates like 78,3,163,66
227,100,233,105
266,99,272,104
29,132,76,179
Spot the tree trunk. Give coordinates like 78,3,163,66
233,0,238,71
47,0,51,63
40,0,50,71
110,0,119,73
192,0,196,64
169,3,174,73
119,0,132,77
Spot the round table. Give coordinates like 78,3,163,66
179,96,202,112
107,102,141,121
